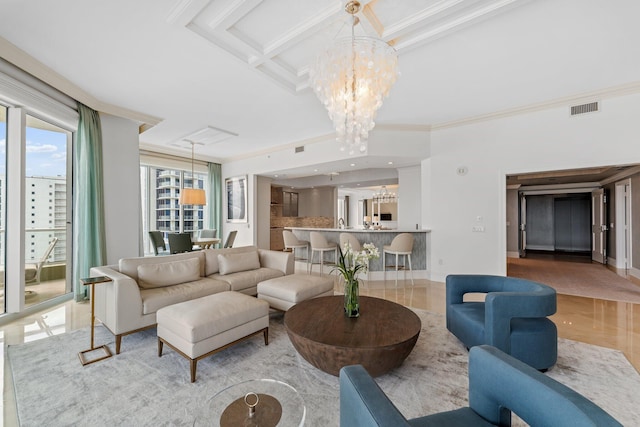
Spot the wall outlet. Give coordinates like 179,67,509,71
472,226,485,232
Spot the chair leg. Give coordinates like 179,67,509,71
403,254,407,283
408,254,414,286
383,251,386,283
395,253,399,287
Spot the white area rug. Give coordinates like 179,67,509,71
8,309,639,426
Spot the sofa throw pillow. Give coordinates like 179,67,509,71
137,257,200,289
217,251,260,275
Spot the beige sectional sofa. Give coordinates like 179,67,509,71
90,245,293,354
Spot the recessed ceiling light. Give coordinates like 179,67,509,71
350,163,356,167
388,161,393,165
357,183,361,186
274,174,279,177
314,169,318,172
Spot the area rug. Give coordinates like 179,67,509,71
8,310,639,426
508,257,640,304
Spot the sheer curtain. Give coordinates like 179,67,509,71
73,103,107,301
208,162,223,241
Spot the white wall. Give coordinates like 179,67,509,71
424,93,640,282
398,166,421,230
100,113,141,263
256,175,272,249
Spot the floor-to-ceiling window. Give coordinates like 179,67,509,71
140,164,208,255
0,61,77,315
0,104,7,314
23,115,72,307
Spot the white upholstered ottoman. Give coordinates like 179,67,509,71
157,291,269,382
257,274,334,311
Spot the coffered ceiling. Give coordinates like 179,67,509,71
1,0,639,183
172,0,525,93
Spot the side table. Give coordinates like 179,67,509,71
78,276,113,366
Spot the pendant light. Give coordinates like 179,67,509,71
179,141,206,205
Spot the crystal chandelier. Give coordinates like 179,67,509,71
373,185,397,203
309,1,398,155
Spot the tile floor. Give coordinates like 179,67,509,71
1,274,639,425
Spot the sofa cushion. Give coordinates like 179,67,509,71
137,257,200,289
119,251,205,282
203,246,259,276
211,268,284,293
218,250,261,275
140,277,230,314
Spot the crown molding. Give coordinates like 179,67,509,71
600,165,640,186
431,81,640,131
0,36,163,129
375,123,432,132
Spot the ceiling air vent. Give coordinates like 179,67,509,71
295,146,305,153
571,101,599,116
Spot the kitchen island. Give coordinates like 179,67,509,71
286,227,430,275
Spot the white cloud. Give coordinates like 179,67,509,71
26,141,57,153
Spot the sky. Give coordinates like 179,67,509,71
0,122,67,177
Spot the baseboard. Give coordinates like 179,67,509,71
507,251,520,258
525,245,555,251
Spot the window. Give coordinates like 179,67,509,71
140,164,208,255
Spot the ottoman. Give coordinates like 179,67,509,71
157,291,269,382
257,274,334,311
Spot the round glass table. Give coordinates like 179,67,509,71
203,379,305,427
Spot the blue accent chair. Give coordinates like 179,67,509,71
339,345,622,427
446,274,557,370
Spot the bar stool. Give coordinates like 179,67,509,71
309,232,337,276
339,232,362,252
383,233,414,286
283,230,310,271
339,232,369,281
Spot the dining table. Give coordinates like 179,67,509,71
192,237,221,249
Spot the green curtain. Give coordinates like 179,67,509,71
73,103,107,301
208,162,223,240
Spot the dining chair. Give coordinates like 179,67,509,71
224,230,238,248
168,232,194,254
198,229,217,239
148,231,168,256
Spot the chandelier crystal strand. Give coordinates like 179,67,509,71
309,3,398,155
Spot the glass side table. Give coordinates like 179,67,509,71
202,379,305,427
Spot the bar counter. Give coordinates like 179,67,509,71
286,227,430,272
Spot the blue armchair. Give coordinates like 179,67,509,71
339,345,622,427
446,274,557,370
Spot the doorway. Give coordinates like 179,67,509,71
519,193,593,259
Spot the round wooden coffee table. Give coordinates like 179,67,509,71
284,295,421,377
